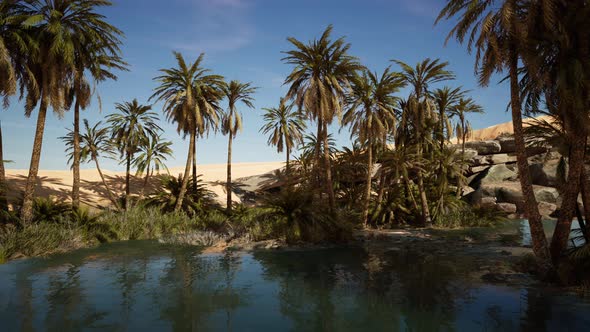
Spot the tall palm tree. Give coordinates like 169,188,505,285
260,98,307,174
450,97,484,158
106,99,161,210
69,50,127,209
283,25,363,211
0,0,34,104
0,121,6,209
392,58,454,226
432,86,464,151
343,68,404,227
19,0,121,223
151,52,224,212
519,0,590,262
436,0,551,260
61,119,119,209
221,80,257,213
133,134,173,200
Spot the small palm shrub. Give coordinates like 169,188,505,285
261,187,353,244
145,175,217,216
71,207,118,243
32,197,71,224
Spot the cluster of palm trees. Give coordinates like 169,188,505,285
268,25,483,229
437,0,590,265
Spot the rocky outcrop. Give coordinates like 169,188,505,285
461,134,565,219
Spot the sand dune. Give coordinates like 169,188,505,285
5,161,284,208
454,115,552,143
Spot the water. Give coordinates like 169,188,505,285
0,241,589,331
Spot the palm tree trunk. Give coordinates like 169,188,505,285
192,135,198,192
550,132,587,262
456,126,467,198
315,118,323,191
94,157,120,210
363,135,373,227
376,132,387,207
286,144,291,175
20,94,48,224
322,122,336,212
508,47,550,260
175,132,195,212
72,96,81,209
138,169,151,202
125,153,131,210
0,121,7,210
580,166,590,242
226,134,233,213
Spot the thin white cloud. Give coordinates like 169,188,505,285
164,0,255,53
397,0,441,18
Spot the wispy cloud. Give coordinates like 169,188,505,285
163,0,255,54
397,0,442,18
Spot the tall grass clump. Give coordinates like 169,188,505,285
435,205,507,229
99,205,197,240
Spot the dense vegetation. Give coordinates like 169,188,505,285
0,0,589,286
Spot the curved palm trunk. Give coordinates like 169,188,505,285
192,136,198,192
138,169,151,202
226,134,233,213
175,132,195,212
580,167,590,242
508,49,549,260
285,144,291,175
93,156,120,210
315,118,323,191
20,95,48,224
322,122,336,212
0,121,7,210
125,153,131,210
456,121,467,198
376,132,388,207
363,134,373,227
72,97,81,209
550,132,587,262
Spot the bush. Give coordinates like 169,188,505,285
0,223,84,260
435,205,507,229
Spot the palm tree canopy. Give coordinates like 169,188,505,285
106,99,161,159
221,80,257,138
392,58,455,98
343,67,405,144
260,98,307,154
151,51,224,138
282,24,363,124
61,119,113,166
133,135,173,176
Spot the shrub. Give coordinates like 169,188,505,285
435,205,506,229
0,223,84,259
32,197,71,224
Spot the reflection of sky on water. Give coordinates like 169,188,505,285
0,241,589,331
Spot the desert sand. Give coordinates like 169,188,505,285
5,162,284,208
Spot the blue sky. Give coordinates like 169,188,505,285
2,0,512,171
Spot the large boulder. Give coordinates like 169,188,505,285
497,136,516,154
480,164,518,184
497,202,517,214
471,153,517,166
538,202,557,219
471,181,559,209
464,140,502,155
529,159,559,187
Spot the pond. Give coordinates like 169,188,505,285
0,241,589,331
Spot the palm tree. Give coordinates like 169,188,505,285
343,68,404,227
432,86,464,151
518,0,590,262
0,121,6,209
0,0,34,104
261,98,307,174
19,0,122,223
151,52,224,212
392,58,454,226
133,135,173,200
436,0,551,260
221,80,257,213
283,25,363,211
450,97,483,158
61,119,120,209
106,99,161,210
69,50,127,209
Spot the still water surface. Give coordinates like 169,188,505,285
0,241,589,331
